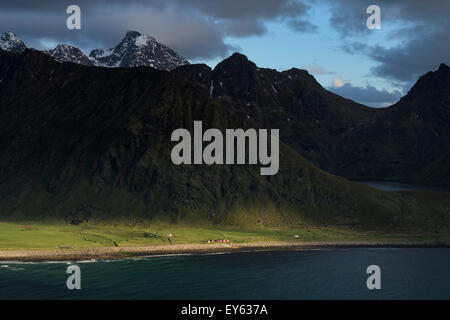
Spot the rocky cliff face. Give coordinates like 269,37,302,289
0,49,448,230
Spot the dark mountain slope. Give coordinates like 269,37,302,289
357,63,450,185
179,53,450,187
1,49,449,231
206,53,375,176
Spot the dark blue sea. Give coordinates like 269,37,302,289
1,248,450,299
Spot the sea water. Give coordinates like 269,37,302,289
1,248,450,299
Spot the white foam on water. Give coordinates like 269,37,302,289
77,259,98,263
0,264,25,271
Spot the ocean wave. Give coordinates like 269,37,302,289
77,259,98,263
0,264,25,271
0,260,72,265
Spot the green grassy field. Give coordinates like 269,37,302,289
1,221,448,250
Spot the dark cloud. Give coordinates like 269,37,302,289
287,19,317,33
341,42,367,55
338,32,449,90
329,0,450,37
329,83,402,108
329,0,450,87
172,0,308,20
368,32,450,83
0,0,316,59
219,19,267,38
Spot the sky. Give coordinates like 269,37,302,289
0,0,449,107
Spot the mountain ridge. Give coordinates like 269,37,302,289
0,31,189,70
204,53,450,187
45,44,100,66
0,46,448,188
0,48,449,231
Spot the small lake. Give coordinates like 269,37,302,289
359,181,447,192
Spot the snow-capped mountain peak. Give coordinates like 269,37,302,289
0,32,27,53
89,31,189,70
45,44,99,66
1,30,189,71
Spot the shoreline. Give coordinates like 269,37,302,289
1,240,450,262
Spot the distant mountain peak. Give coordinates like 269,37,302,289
122,30,154,42
414,63,450,89
221,52,252,64
214,52,257,73
0,32,27,53
229,52,250,60
89,31,189,70
395,62,450,116
438,63,449,72
45,44,99,66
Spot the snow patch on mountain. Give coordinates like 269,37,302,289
89,31,189,70
45,44,100,66
1,31,189,71
135,34,155,47
0,32,27,53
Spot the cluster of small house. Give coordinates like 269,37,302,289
207,239,230,243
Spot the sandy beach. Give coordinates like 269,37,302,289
1,240,450,262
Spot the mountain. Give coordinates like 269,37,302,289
45,44,100,66
89,31,189,70
370,63,450,186
193,53,450,188
0,31,189,70
0,49,449,231
0,32,26,53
